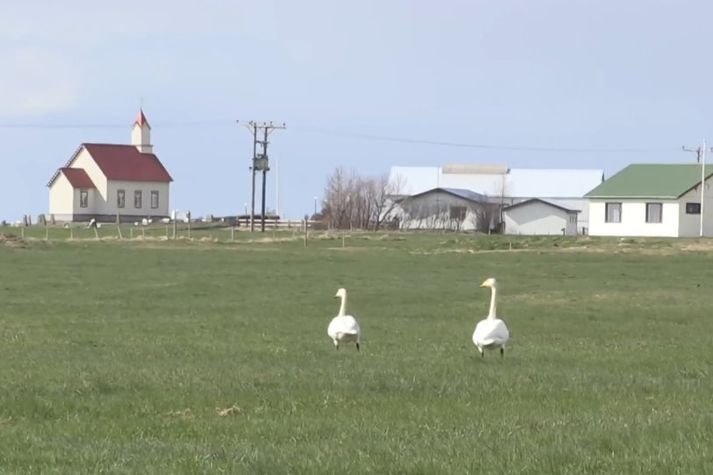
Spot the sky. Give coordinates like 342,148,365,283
3,0,713,221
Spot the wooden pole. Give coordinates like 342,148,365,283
116,213,122,239
173,217,177,240
303,219,308,247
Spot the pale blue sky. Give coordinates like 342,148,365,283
2,0,713,220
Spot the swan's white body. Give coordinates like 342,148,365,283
328,288,361,351
473,278,510,357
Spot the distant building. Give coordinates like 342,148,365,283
503,198,579,236
388,164,603,234
47,110,173,222
396,187,488,231
586,163,713,237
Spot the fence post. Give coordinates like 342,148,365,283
187,212,192,239
116,213,123,239
173,218,177,240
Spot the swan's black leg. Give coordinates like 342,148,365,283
356,342,360,352
500,347,504,358
480,350,484,358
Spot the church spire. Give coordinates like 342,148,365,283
135,108,150,128
131,108,153,153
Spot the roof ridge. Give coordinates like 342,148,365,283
585,163,713,198
83,142,137,147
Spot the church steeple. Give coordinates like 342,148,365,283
131,108,153,153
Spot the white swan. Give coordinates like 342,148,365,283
472,277,510,358
328,288,361,351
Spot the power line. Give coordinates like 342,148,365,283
0,119,235,129
290,125,678,153
0,118,684,153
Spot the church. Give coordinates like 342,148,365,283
47,110,173,223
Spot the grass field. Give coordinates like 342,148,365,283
1,232,712,473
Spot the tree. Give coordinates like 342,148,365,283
322,168,405,230
469,200,501,233
368,173,405,231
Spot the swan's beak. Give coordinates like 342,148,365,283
480,281,489,288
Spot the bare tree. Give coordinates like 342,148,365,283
368,173,405,230
448,204,467,232
322,168,406,230
468,200,501,234
323,167,358,229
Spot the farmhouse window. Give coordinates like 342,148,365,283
151,190,159,209
605,202,621,223
686,202,701,214
134,190,142,208
449,205,466,221
117,189,125,208
79,189,88,208
646,203,662,223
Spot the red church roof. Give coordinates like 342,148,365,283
60,167,96,188
135,108,151,128
83,143,172,182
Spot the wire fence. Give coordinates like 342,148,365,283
0,219,318,243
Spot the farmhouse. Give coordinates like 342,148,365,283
389,164,603,234
586,163,713,237
47,110,173,223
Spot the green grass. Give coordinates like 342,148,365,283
1,234,712,473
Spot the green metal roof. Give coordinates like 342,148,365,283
585,164,713,199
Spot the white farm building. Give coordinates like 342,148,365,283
47,110,173,223
389,164,603,234
502,199,579,236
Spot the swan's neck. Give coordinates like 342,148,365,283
487,287,497,319
338,295,347,317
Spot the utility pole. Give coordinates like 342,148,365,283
243,121,286,232
682,140,712,237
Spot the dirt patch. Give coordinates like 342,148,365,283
0,233,24,248
216,404,242,416
165,409,194,420
679,242,713,252
327,246,380,252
